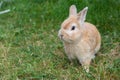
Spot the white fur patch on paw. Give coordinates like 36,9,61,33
84,66,89,73
86,68,89,73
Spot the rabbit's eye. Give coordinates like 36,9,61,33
71,26,75,30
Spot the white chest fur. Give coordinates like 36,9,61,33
64,40,95,62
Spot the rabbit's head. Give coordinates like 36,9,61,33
58,5,88,43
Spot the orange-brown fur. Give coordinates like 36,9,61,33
83,22,101,53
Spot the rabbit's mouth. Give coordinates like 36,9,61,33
61,37,73,43
59,36,64,41
58,31,74,43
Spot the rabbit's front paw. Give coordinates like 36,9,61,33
84,65,89,73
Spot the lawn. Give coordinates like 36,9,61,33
0,0,120,80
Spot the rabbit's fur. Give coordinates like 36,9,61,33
58,5,101,72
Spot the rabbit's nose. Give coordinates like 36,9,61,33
60,35,64,38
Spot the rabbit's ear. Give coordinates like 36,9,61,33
69,5,77,16
77,7,88,25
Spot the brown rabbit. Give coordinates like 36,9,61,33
58,5,101,72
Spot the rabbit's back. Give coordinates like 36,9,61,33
82,22,101,54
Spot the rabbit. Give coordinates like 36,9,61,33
58,5,101,72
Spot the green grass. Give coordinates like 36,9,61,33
0,0,120,80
